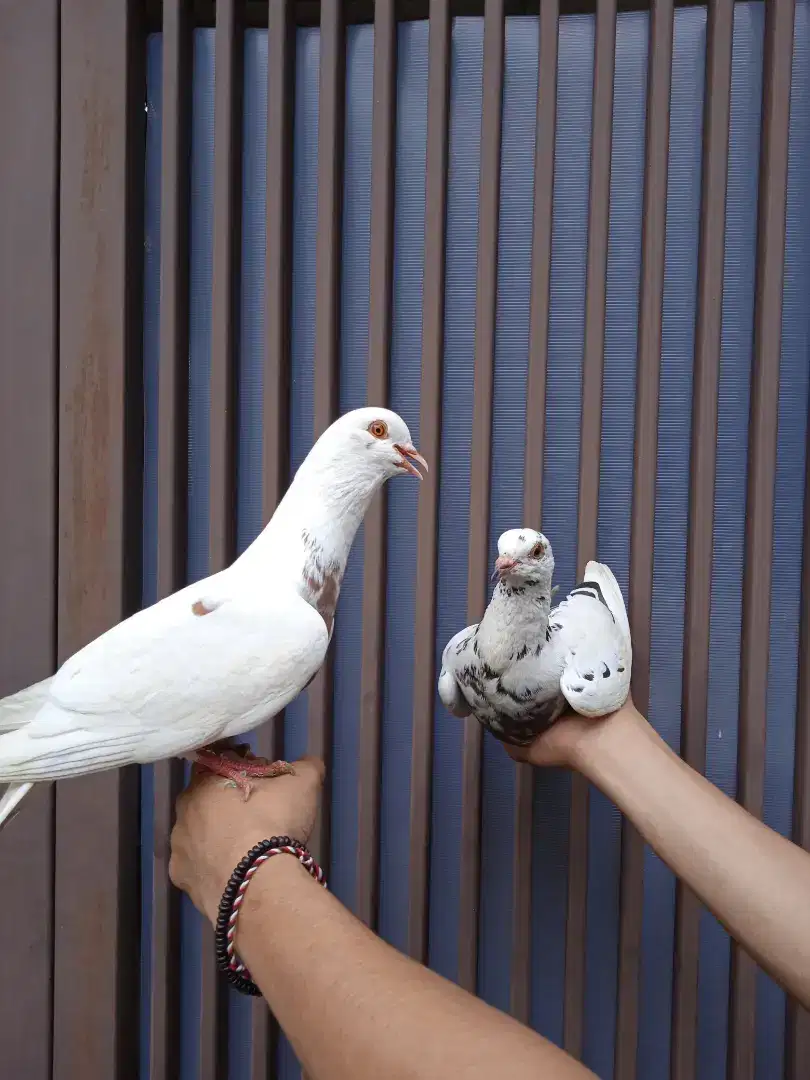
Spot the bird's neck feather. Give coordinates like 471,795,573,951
476,579,552,666
232,451,384,624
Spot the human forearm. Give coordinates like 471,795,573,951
235,855,595,1080
574,706,810,1006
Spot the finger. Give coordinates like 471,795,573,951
503,742,530,763
290,755,326,787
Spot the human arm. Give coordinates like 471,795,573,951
169,758,595,1080
509,701,810,1008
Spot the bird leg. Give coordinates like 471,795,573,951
189,740,295,800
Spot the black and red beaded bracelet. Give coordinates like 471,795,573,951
215,835,327,997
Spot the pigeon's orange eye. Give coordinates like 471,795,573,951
530,542,544,558
369,420,388,439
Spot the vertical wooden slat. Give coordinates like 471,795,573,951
459,0,505,995
408,0,450,963
613,4,673,1079
203,2,244,1077
308,0,345,871
54,1,144,1078
788,370,810,1079
251,3,295,1076
671,4,733,1079
151,2,192,1078
564,0,616,1058
0,1,58,1076
356,0,397,930
511,0,558,1025
728,4,795,1080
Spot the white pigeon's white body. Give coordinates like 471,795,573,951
438,530,632,746
0,407,426,828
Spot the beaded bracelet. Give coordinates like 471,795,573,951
215,836,327,997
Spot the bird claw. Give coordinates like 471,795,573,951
191,747,296,799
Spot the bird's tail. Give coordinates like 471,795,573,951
0,676,53,732
581,561,631,645
0,782,34,831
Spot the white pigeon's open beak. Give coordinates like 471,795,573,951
394,443,429,480
491,555,518,582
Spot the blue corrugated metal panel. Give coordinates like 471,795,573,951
378,17,428,955
586,12,648,1077
531,10,593,1045
428,15,483,983
756,5,810,1078
699,6,763,1078
478,14,538,1015
639,8,706,1078
138,5,810,1077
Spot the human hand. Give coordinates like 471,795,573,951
503,696,645,770
169,755,325,922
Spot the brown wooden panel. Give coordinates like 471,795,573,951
251,4,296,1076
150,5,192,1080
356,0,396,931
511,0,558,1026
788,329,810,1079
0,0,59,1075
408,0,450,964
54,1,145,1078
308,0,345,872
565,0,616,1058
205,1,245,1075
459,0,505,995
670,4,733,1078
614,4,673,1079
728,3,795,1079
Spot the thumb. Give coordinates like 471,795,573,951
290,755,326,788
503,742,530,763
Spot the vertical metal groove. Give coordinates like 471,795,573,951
670,4,733,1079
151,2,191,1078
408,0,450,964
511,0,559,1026
788,364,810,1079
203,1,244,1077
308,0,345,871
459,0,505,995
251,4,295,1075
356,0,396,931
728,4,795,1080
614,4,673,1079
565,0,616,1058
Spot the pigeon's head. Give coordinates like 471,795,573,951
323,407,429,481
492,529,554,587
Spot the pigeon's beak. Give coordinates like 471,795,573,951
394,443,429,480
491,555,518,582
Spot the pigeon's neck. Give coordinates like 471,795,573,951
476,579,552,668
234,453,384,633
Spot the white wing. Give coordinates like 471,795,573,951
438,624,479,717
0,676,53,732
0,587,328,782
551,561,632,717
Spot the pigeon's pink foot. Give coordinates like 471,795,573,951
191,746,295,800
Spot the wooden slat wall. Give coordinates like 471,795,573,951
53,3,144,1080
0,2,59,1077
1,4,809,1079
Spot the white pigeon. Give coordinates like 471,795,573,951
0,407,427,829
438,528,631,746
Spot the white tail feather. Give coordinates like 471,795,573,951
0,676,53,732
0,782,34,831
